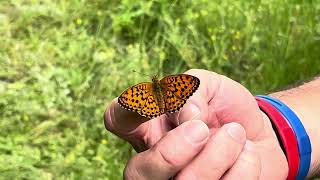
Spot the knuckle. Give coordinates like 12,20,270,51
214,143,240,164
211,166,226,177
175,170,197,180
152,144,177,171
103,109,112,131
103,99,117,132
238,151,260,166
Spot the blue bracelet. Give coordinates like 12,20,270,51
257,95,311,180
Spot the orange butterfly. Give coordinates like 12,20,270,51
118,74,200,118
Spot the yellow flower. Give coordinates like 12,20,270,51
193,13,199,19
159,51,166,60
223,53,228,60
104,47,115,59
101,139,107,145
187,25,193,30
235,31,241,40
200,10,208,16
76,18,82,25
23,114,29,121
175,18,181,24
210,35,216,41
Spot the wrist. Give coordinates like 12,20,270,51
270,79,320,178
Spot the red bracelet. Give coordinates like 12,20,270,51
255,97,299,180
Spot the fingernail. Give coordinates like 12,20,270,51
244,140,255,151
179,104,201,123
225,123,246,143
183,120,209,144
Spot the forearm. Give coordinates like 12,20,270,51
270,77,320,178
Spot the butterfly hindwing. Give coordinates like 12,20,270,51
162,89,186,113
118,82,152,112
139,94,164,118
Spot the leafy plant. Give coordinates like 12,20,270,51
0,0,319,179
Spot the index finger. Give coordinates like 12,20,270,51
104,98,149,139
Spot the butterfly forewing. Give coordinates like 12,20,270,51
118,82,152,112
160,74,200,99
160,74,200,113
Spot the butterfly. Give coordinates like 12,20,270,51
118,74,200,118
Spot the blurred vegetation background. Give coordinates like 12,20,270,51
0,0,319,179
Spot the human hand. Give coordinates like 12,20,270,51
104,69,288,179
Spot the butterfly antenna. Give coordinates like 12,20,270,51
132,70,151,78
157,61,160,77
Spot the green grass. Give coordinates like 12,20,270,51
0,0,319,179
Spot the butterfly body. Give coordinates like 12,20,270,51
151,75,166,113
118,74,200,118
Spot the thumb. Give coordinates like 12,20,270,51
175,96,209,125
124,120,209,180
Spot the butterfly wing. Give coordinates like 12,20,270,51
118,82,164,118
118,82,152,113
140,94,164,118
162,89,187,113
160,74,200,112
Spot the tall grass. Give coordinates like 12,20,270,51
0,0,319,179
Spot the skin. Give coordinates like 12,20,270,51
271,77,320,178
104,69,320,179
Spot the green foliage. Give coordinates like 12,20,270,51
0,0,319,179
